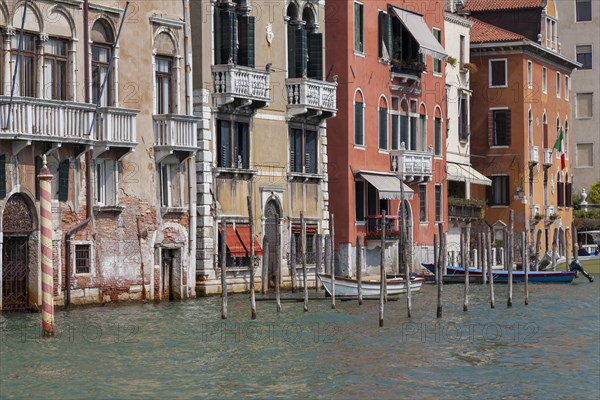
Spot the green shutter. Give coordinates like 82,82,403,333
383,13,392,59
221,8,237,65
214,6,222,64
378,11,383,57
287,24,296,78
295,28,307,78
35,156,42,200
308,32,323,80
0,154,6,199
238,15,255,68
58,159,70,202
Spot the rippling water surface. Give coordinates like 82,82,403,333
1,280,599,399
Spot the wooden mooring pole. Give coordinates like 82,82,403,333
315,234,322,292
247,197,257,319
301,212,309,312
290,233,297,293
487,228,495,309
330,213,336,310
400,184,411,317
221,219,228,319
507,210,514,308
379,211,386,327
523,231,529,306
261,237,269,294
462,229,469,312
357,236,363,306
275,238,282,312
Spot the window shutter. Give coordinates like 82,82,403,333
488,110,494,146
35,155,42,200
287,24,296,78
58,159,70,202
0,154,6,199
295,28,307,78
238,15,255,68
383,13,392,59
214,6,222,64
221,8,237,65
378,12,383,58
505,109,511,146
566,182,572,207
307,32,323,80
543,122,548,148
486,178,493,205
557,181,564,207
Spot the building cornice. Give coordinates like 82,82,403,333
149,16,185,29
444,12,474,28
89,2,123,16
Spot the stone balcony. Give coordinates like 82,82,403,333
543,148,553,167
448,197,484,222
529,145,539,165
0,96,138,157
285,77,337,120
153,114,199,162
390,62,425,95
390,147,433,182
211,64,270,110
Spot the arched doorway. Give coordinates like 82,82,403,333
2,194,35,311
264,200,281,289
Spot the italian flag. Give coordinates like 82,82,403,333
553,127,566,170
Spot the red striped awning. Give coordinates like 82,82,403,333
236,226,263,256
219,226,247,257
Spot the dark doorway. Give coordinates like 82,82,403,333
161,249,174,301
264,200,281,289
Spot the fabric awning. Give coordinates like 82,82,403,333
358,171,414,201
236,226,263,256
219,226,247,257
390,7,448,60
446,162,492,186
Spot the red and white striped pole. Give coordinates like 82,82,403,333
39,155,54,337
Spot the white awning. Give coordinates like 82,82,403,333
446,162,492,186
390,6,448,60
358,171,414,201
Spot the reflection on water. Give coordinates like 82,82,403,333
1,280,599,399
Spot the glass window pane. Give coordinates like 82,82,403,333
305,130,317,174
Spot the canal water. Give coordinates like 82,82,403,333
1,280,599,399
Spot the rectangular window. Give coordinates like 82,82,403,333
379,107,388,150
434,185,442,222
459,97,469,141
11,33,36,97
556,72,561,98
354,101,364,145
576,0,592,22
378,11,392,60
217,120,250,169
355,180,365,222
459,35,465,69
565,76,570,100
92,44,111,106
419,114,427,151
542,67,547,93
290,128,318,174
489,59,507,87
434,117,442,156
391,113,399,150
488,176,510,206
492,109,510,146
576,143,594,167
160,163,182,207
155,57,173,114
354,2,364,52
419,185,427,222
527,60,533,88
75,244,91,274
44,38,67,100
433,28,442,74
576,93,593,118
576,45,592,69
95,159,117,206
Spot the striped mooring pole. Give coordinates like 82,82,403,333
39,155,54,337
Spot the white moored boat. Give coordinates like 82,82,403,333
317,274,423,297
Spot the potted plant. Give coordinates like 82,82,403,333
549,213,560,221
447,55,457,67
463,62,478,73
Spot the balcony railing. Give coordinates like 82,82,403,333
529,146,539,165
286,77,337,119
543,149,553,166
0,96,96,141
154,114,197,148
365,215,401,240
212,64,270,108
96,107,138,144
390,147,433,182
448,197,484,221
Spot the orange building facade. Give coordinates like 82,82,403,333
467,9,579,260
325,1,448,275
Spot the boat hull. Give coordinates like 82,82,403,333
317,274,423,297
421,264,575,283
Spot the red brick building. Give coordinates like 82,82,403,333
325,1,448,275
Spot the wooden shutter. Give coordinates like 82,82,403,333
488,110,494,146
543,122,548,148
214,6,222,64
287,25,296,78
505,109,511,146
566,182,572,207
238,15,255,68
308,32,323,80
58,159,70,202
383,13,392,59
557,181,564,207
0,154,6,199
378,12,383,58
35,155,42,200
295,28,307,78
221,9,237,65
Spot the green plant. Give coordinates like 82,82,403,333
447,55,457,66
548,213,560,221
447,197,485,208
494,240,504,248
588,181,600,204
463,62,478,73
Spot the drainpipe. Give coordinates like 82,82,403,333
182,0,192,115
65,0,92,307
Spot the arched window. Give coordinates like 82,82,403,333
214,0,255,67
434,106,442,156
528,108,533,146
10,4,42,98
354,89,364,145
542,112,548,148
378,96,388,150
91,19,114,106
564,120,568,159
419,103,427,151
400,98,409,148
287,4,322,80
154,31,178,114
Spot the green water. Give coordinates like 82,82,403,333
1,280,599,399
